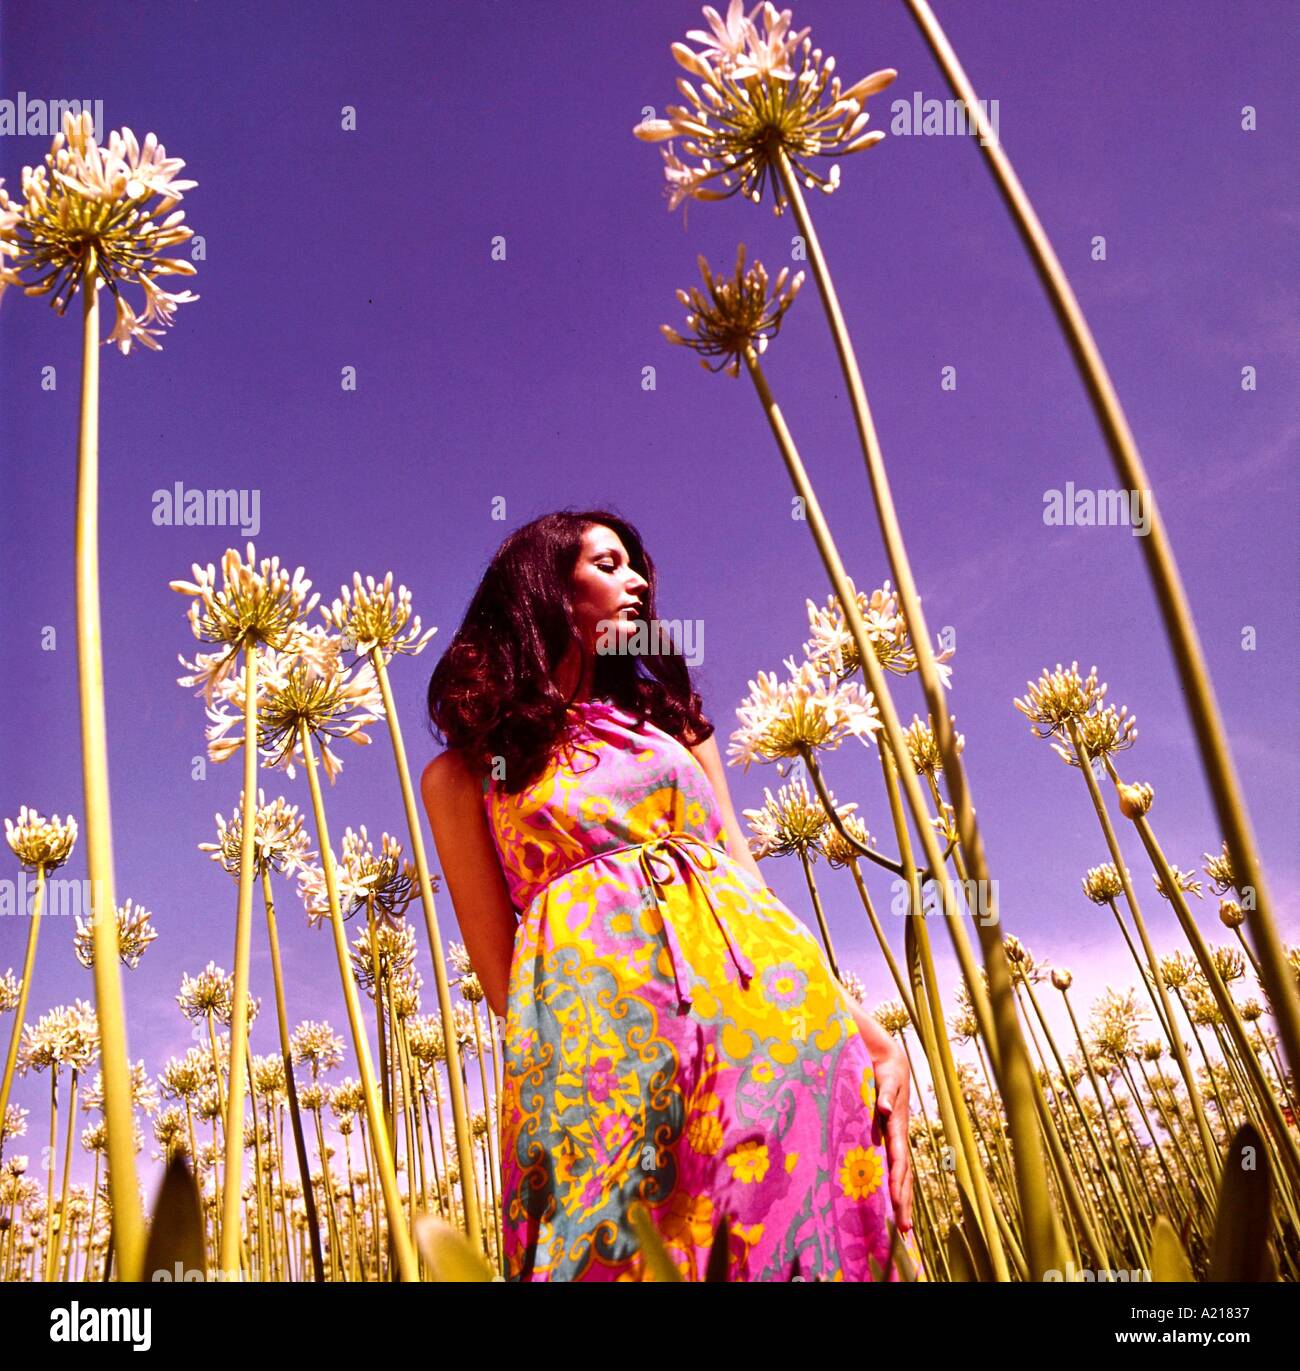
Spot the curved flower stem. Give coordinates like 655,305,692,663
903,0,1300,1106
297,719,418,1280
217,644,260,1277
740,336,1067,1275
260,868,326,1281
798,750,902,878
746,336,1051,1271
369,647,484,1251
75,246,144,1280
0,863,45,1165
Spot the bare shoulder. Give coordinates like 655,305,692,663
421,749,482,806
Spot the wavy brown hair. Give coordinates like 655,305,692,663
426,509,714,793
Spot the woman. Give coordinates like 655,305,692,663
420,510,923,1281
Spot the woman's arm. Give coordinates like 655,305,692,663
686,733,767,887
420,751,519,1019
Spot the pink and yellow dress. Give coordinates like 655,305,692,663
482,696,926,1281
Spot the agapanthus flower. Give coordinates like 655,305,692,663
662,241,803,377
1081,863,1127,905
176,961,234,1021
1153,866,1204,903
447,941,475,978
198,789,314,879
0,111,198,353
1202,840,1236,897
1049,703,1138,768
349,921,419,994
634,1,896,218
202,627,385,785
902,713,964,778
81,1059,158,1116
0,969,21,1013
804,577,954,689
171,542,320,703
73,898,157,970
1087,987,1148,1064
320,571,438,661
1002,934,1046,986
4,806,78,872
728,653,880,771
290,1020,345,1074
334,825,419,923
819,811,873,868
1013,662,1106,741
17,1000,100,1075
742,775,857,860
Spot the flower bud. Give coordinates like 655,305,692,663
1116,780,1153,819
1218,899,1245,929
1051,969,1073,991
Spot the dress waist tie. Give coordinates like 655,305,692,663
635,832,756,1013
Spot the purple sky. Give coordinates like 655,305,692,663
1,0,1296,1204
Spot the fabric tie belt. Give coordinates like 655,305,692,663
529,831,756,1013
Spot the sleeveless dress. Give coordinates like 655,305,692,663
481,697,926,1282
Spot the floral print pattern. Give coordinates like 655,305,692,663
483,698,925,1281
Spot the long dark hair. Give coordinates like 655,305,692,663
426,509,713,793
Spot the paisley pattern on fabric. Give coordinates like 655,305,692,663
483,697,926,1282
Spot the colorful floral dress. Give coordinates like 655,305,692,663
482,697,925,1282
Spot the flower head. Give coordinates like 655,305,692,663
73,898,157,971
201,628,385,785
172,543,319,701
17,1000,99,1075
663,242,803,377
742,775,856,860
1049,703,1138,768
1153,866,1203,903
1202,840,1236,897
1081,863,1126,905
634,2,896,218
198,789,314,879
1013,662,1106,741
4,806,78,871
902,713,964,779
320,571,438,661
176,962,233,1021
804,577,954,689
0,112,198,353
290,1021,345,1074
728,653,879,770
819,811,873,868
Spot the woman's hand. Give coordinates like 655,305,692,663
871,1046,915,1234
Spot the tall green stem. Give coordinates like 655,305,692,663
370,649,484,1250
902,0,1300,1108
75,246,144,1279
218,646,260,1275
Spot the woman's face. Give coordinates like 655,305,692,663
570,524,649,651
